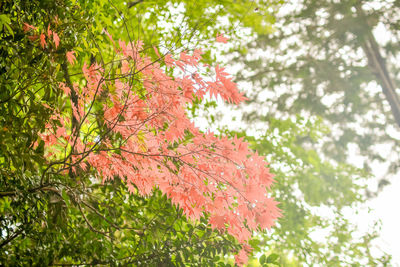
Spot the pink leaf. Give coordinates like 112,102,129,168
234,249,249,266
47,24,52,37
59,83,71,96
66,51,76,65
53,32,60,49
216,33,228,43
40,33,46,49
23,23,37,32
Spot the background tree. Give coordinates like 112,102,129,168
236,0,400,190
206,0,397,265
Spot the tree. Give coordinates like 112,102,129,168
236,0,400,189
0,0,281,266
211,0,397,265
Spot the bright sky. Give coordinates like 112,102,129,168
368,178,400,265
345,142,400,265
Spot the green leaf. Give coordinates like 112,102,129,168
259,254,267,264
266,253,279,263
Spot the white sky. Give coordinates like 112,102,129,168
368,178,400,265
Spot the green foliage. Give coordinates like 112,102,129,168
259,253,280,267
1,178,241,265
0,0,280,266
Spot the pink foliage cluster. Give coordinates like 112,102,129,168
38,31,281,265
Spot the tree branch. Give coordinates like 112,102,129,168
0,184,57,198
127,0,144,9
356,4,400,128
0,227,24,249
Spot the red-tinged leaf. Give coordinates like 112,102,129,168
53,32,60,49
40,33,46,49
164,54,175,68
23,23,37,32
66,51,76,65
71,101,81,121
245,183,265,202
216,33,228,43
59,83,71,96
234,249,249,266
55,127,67,138
209,214,226,229
153,46,161,58
121,60,130,74
28,35,39,41
47,24,52,37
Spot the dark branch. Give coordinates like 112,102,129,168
127,0,144,9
